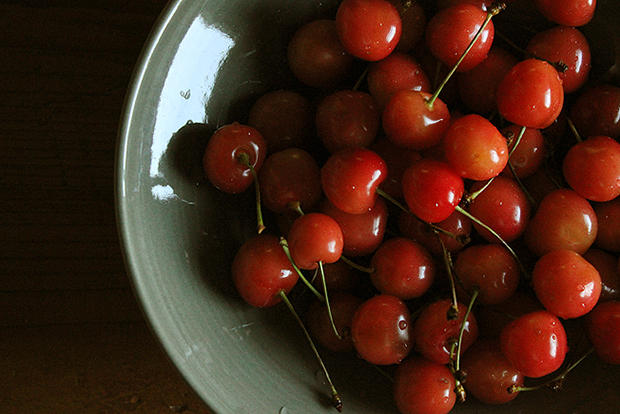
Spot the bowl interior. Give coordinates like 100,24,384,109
116,0,620,413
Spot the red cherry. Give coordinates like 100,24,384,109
367,52,431,109
496,58,564,129
412,298,479,365
320,197,388,257
288,212,344,270
443,114,509,181
525,26,591,94
335,0,402,61
393,356,457,414
382,90,451,150
524,188,598,256
402,159,464,223
350,294,412,365
425,3,495,73
248,89,314,153
231,234,298,308
258,148,322,214
585,300,620,365
457,46,518,115
203,122,266,194
321,147,388,215
532,249,602,319
468,176,531,244
315,89,380,153
454,243,520,305
534,0,596,27
370,237,436,300
570,84,620,140
499,310,568,378
563,135,620,202
287,19,355,88
460,338,524,405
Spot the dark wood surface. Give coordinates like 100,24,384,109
1,1,211,412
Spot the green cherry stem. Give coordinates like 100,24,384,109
454,205,530,279
236,152,266,234
426,2,506,109
319,260,343,340
277,290,343,412
279,237,325,302
339,255,375,274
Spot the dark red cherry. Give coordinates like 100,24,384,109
570,84,620,140
532,249,601,319
563,135,620,202
583,248,620,303
350,294,412,365
500,124,546,180
585,300,620,365
525,26,591,94
320,197,388,257
307,292,365,352
288,212,344,270
468,176,531,244
593,198,620,252
203,122,266,194
336,0,402,61
321,147,388,215
370,237,436,300
454,243,520,305
231,234,298,308
496,58,564,129
534,0,596,27
258,148,322,214
393,356,456,414
367,52,431,109
425,3,495,73
315,89,380,153
499,310,568,378
248,89,314,153
457,46,518,115
387,0,426,53
460,338,524,405
402,159,464,223
287,19,355,88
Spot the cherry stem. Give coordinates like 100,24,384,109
279,237,325,302
437,235,460,321
426,2,506,109
567,117,583,143
376,187,410,214
319,260,343,340
495,29,569,72
465,177,495,203
340,255,375,274
277,290,343,412
506,125,538,207
508,348,595,394
236,152,266,234
353,64,370,92
454,205,530,279
455,288,478,373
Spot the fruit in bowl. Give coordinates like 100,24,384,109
116,0,620,413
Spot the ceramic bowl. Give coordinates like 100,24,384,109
116,0,620,413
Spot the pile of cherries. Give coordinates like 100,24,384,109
202,0,620,413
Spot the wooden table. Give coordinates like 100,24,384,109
1,1,211,412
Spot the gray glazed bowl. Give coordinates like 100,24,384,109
116,0,620,413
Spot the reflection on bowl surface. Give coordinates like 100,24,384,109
117,0,620,413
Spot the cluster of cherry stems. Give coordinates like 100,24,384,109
201,0,620,413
